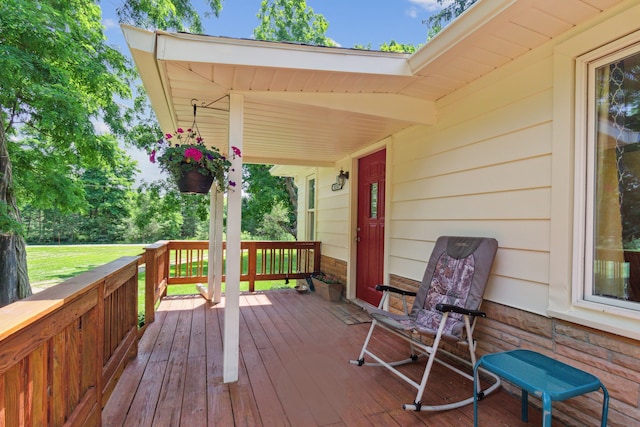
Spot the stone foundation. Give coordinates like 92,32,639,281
319,255,347,284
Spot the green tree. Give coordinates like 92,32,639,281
256,202,296,240
0,0,131,305
0,0,222,306
116,0,222,33
16,144,138,244
130,179,211,242
77,149,138,242
422,0,478,37
379,41,419,53
242,164,297,238
355,41,420,54
254,0,335,46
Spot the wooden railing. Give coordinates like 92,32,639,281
142,240,320,322
0,240,319,424
0,256,139,426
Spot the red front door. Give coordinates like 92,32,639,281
356,149,386,306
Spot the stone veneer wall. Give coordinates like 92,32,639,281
319,255,347,285
388,274,640,427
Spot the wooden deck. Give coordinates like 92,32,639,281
103,290,545,426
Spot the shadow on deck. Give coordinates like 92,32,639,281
103,290,545,426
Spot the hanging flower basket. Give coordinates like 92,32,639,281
176,169,216,194
148,102,241,194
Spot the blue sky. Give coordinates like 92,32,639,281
102,0,443,52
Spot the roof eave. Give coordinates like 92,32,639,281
154,30,414,76
121,24,177,132
408,0,518,74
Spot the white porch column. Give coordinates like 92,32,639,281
204,185,224,303
223,93,243,383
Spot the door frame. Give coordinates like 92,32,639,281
346,139,391,305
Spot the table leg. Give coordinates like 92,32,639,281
542,393,552,427
600,384,609,427
521,389,528,422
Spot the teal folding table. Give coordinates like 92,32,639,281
474,349,608,426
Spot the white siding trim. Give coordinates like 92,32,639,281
548,1,640,339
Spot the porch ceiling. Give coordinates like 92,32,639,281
122,0,623,166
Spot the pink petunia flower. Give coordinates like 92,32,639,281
184,147,203,162
232,146,242,157
149,149,156,163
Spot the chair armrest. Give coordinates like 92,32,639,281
375,285,417,296
436,303,486,318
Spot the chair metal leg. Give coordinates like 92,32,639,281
355,319,377,363
473,362,480,427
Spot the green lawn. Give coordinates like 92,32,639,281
27,244,146,288
26,244,294,320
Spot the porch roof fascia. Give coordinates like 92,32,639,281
153,30,414,76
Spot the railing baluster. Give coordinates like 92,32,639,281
248,242,256,292
153,240,320,291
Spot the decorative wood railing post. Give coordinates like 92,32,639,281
96,276,106,414
144,246,157,326
142,241,170,328
314,241,321,273
247,241,257,292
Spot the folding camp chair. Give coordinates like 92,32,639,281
350,236,501,411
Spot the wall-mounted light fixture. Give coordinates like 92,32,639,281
331,168,350,191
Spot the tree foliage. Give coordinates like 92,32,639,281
379,41,419,54
242,165,297,238
117,0,223,33
0,0,134,304
130,179,211,242
422,0,478,37
0,0,223,306
17,144,138,243
254,0,335,46
354,41,420,54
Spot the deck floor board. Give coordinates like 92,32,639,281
103,290,547,426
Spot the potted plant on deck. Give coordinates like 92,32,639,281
310,272,344,302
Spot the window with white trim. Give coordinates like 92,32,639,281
306,176,316,240
580,39,640,311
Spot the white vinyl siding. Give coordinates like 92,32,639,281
388,46,555,316
315,166,350,261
